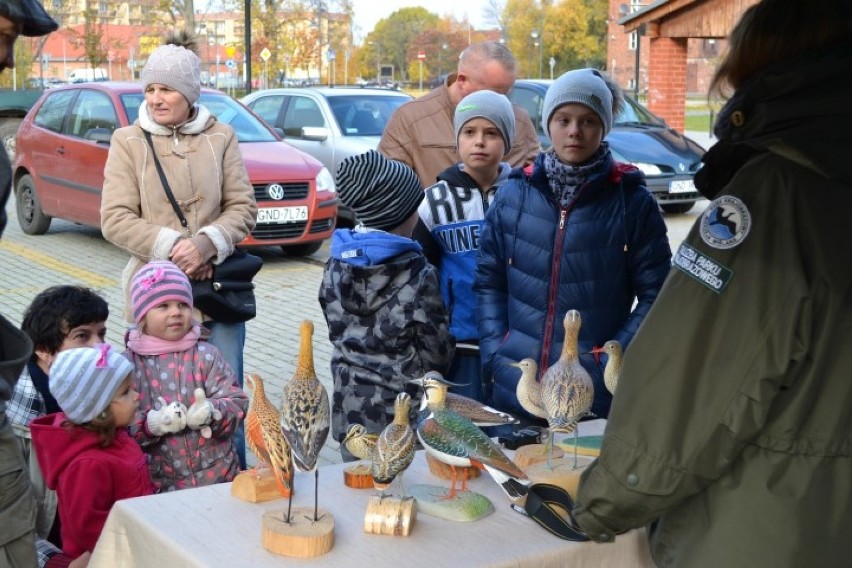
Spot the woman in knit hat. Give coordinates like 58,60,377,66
30,344,154,566
475,68,672,422
100,31,256,468
318,150,454,461
124,260,247,492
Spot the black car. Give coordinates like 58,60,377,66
509,80,705,214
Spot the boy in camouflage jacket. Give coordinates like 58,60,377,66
319,151,454,461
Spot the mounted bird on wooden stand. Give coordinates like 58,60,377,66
510,309,596,500
591,339,622,395
261,320,333,558
231,373,293,503
407,372,529,522
341,423,378,489
363,392,418,537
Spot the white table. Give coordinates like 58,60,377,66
89,420,654,568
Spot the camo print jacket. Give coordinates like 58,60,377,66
319,228,454,449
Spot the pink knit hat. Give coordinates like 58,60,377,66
130,260,193,323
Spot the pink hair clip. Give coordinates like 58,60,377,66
139,266,165,290
95,343,111,368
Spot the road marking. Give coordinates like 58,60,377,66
0,241,117,288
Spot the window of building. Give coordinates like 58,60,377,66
629,31,638,51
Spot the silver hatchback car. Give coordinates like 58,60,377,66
242,87,412,225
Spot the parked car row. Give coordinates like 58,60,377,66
12,82,338,255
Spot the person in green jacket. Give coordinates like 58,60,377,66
572,1,852,566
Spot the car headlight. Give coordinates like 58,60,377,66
315,166,336,193
632,162,663,176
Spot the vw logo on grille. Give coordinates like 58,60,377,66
267,183,285,200
678,162,686,172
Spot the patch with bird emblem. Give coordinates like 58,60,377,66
674,243,733,293
699,195,751,249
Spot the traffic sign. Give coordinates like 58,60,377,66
226,59,235,69
259,47,271,62
417,51,426,60
327,48,335,61
226,45,236,57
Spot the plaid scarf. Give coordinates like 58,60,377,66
543,142,610,207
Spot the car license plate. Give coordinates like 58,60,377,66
257,206,308,224
669,179,696,194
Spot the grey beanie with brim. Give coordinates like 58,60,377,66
454,90,516,156
542,69,614,137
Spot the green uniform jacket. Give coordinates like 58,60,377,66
573,45,852,567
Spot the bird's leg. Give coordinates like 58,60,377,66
440,465,459,500
572,428,580,469
284,489,293,524
308,468,325,522
459,468,469,493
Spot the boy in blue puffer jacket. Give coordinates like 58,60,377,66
475,69,672,420
416,90,516,403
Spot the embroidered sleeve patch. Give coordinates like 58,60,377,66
674,243,733,293
700,195,751,249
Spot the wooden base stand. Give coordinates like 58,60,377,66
524,455,595,500
513,443,565,469
343,463,375,489
231,469,286,503
261,508,334,558
363,495,417,536
425,453,481,481
408,484,494,522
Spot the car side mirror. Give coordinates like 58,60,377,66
273,126,285,138
301,126,328,141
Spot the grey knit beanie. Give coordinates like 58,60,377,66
335,151,423,231
0,0,58,36
454,90,516,156
50,345,133,424
542,69,614,137
141,43,201,105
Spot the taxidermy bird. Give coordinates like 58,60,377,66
372,392,416,497
279,320,330,523
591,340,623,395
411,376,518,428
412,372,529,502
514,309,594,468
244,373,293,497
342,423,378,463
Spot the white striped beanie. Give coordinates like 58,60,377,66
130,260,193,324
335,150,423,231
50,345,133,424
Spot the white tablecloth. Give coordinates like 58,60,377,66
89,420,654,567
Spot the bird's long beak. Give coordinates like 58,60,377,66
405,376,468,388
505,361,522,369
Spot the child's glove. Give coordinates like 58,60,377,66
145,397,188,437
186,388,222,438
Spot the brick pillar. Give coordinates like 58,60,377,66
646,37,688,132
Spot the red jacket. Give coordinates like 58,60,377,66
30,413,154,559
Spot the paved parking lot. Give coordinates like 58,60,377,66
0,168,709,467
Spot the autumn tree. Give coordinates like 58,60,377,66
361,7,439,83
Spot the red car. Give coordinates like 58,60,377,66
12,82,338,256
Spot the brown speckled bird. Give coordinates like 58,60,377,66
592,340,623,395
412,377,518,428
342,423,378,462
245,373,293,497
517,309,594,467
372,392,416,497
279,320,330,522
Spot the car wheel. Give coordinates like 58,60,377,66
0,118,22,162
281,241,323,257
661,201,695,214
15,174,52,235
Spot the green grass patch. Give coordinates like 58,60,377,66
685,113,712,132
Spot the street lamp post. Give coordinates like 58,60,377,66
538,34,543,79
529,30,538,79
439,42,448,77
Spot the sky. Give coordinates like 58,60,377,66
349,0,497,43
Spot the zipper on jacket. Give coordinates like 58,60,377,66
540,207,569,376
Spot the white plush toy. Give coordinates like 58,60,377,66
187,388,222,439
146,396,188,437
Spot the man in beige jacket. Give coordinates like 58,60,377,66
378,42,540,188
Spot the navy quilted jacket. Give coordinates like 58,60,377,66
474,151,672,420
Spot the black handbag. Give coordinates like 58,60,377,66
144,131,262,323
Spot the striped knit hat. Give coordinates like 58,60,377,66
335,150,423,231
50,345,133,424
130,260,193,324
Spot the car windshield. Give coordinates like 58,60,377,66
120,92,278,142
326,95,409,136
615,96,665,127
